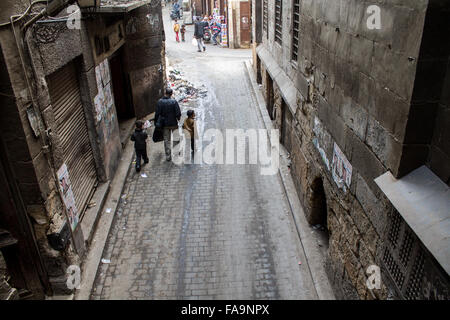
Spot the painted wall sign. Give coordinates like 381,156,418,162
57,163,79,231
332,142,352,191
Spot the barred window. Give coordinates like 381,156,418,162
292,0,300,61
263,0,268,38
274,0,282,45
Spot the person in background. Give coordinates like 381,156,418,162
131,120,149,172
211,21,221,45
180,24,186,42
173,19,180,42
194,17,206,52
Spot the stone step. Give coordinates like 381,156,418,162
80,182,111,250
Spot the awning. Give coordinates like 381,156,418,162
256,45,298,117
375,166,450,275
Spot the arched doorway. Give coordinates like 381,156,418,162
310,177,329,245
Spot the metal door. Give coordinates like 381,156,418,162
47,61,97,218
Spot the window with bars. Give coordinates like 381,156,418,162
274,0,282,45
263,0,268,39
292,0,300,61
383,210,450,300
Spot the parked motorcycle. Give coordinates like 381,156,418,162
203,26,211,42
171,2,181,20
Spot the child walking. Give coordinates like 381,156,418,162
173,20,180,42
180,24,186,42
182,110,197,153
131,120,149,172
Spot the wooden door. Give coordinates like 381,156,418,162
240,1,251,44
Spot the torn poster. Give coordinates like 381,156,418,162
331,142,352,192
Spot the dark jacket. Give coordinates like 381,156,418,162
131,128,148,150
155,96,181,128
194,21,208,38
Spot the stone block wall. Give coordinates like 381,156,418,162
289,0,428,299
256,0,450,299
124,2,165,116
0,24,76,295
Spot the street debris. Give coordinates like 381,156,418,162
168,68,208,105
105,208,112,214
101,259,111,264
141,173,148,178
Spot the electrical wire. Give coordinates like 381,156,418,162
0,0,48,27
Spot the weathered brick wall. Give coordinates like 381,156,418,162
0,25,75,295
256,0,446,299
290,0,431,300
261,0,299,90
429,59,450,185
124,3,165,116
425,3,450,186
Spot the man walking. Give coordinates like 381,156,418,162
155,88,181,162
194,17,207,52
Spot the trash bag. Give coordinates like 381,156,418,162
192,38,197,46
152,128,164,143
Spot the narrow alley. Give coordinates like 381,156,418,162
90,6,321,300
1,0,448,303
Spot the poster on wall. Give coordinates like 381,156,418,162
94,59,114,123
331,142,352,192
57,163,79,231
221,23,227,46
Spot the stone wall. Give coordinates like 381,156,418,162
0,24,76,295
124,3,165,117
256,0,449,299
0,1,165,296
425,3,450,186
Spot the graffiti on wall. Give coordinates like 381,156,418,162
57,163,79,231
94,59,116,141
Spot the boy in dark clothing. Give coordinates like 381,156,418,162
131,120,149,172
181,24,186,42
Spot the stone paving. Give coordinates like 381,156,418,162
90,8,318,300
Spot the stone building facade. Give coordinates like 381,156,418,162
252,0,450,299
0,0,164,298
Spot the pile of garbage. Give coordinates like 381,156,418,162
168,69,208,105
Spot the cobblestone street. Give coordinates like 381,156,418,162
90,7,318,300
